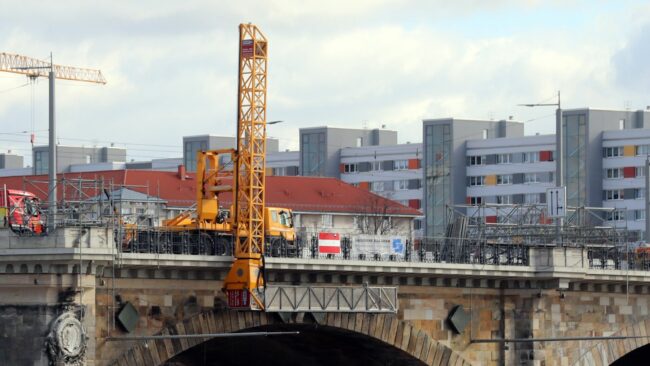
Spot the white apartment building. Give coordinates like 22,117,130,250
601,129,650,239
464,135,556,222
339,143,423,235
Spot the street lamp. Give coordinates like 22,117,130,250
519,91,563,243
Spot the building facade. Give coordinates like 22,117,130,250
32,145,126,174
422,118,524,237
339,143,423,235
299,127,397,178
182,135,280,172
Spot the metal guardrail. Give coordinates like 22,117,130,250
264,285,398,313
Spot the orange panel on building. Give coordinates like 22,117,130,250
484,175,497,186
265,168,273,176
359,182,370,190
624,145,635,157
623,167,636,178
408,159,421,169
539,150,553,161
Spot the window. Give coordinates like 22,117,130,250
482,129,488,139
636,145,650,156
497,175,512,185
496,153,512,164
344,163,357,173
603,190,623,200
467,156,483,166
184,140,208,172
395,180,408,190
271,211,278,222
602,147,622,158
356,137,362,147
605,168,622,179
522,152,539,163
371,181,384,192
34,150,49,175
524,193,540,204
637,167,645,177
371,161,382,171
321,214,332,228
301,132,326,176
496,195,511,204
635,210,646,221
524,173,540,184
469,196,482,205
619,119,625,130
413,219,422,230
606,210,626,221
394,160,409,170
635,188,646,199
468,176,485,186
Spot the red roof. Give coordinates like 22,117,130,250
0,170,421,216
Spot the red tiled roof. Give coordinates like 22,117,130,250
0,170,421,216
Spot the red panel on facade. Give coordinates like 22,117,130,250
339,164,345,173
408,159,421,169
408,199,421,209
623,167,636,178
539,151,552,161
359,182,370,190
466,197,472,204
485,215,497,224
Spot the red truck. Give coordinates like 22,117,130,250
0,188,44,234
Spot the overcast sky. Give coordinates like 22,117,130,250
1,0,649,164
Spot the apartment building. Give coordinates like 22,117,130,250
32,145,126,174
601,128,650,239
339,143,423,234
465,134,555,221
422,118,525,237
182,135,280,172
299,127,397,178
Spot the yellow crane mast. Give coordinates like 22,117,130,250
224,24,269,310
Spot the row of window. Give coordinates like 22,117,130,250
466,151,553,166
466,173,553,186
342,159,420,174
602,189,645,200
604,167,644,179
366,179,422,192
466,193,547,205
604,209,647,222
603,145,650,158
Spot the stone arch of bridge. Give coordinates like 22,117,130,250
110,309,472,366
572,320,650,365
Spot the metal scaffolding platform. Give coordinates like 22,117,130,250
264,286,398,313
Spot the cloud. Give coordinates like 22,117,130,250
0,0,648,162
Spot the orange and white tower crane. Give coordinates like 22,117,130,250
223,24,269,310
0,52,106,229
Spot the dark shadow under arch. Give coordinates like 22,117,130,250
110,310,473,366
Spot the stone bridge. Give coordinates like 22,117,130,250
1,227,650,365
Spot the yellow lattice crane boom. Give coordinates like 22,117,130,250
223,24,269,310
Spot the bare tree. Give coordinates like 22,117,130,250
355,193,397,235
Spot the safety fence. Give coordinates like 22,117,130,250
115,227,530,266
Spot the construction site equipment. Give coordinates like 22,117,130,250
0,186,44,235
0,52,106,230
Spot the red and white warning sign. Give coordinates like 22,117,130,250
318,232,341,254
241,39,254,58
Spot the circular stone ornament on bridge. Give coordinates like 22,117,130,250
47,311,88,366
